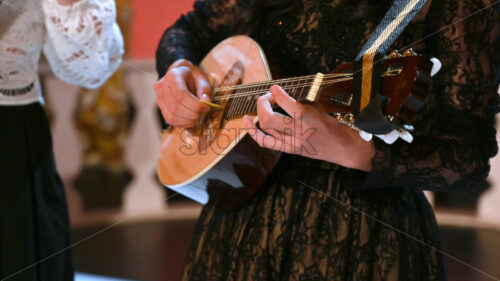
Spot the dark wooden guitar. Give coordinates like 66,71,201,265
157,35,438,210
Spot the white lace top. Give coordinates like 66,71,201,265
0,0,124,105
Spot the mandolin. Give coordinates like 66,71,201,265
157,35,438,210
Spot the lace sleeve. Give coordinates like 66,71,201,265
42,0,124,89
363,0,500,192
155,0,254,78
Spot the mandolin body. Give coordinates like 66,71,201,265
157,36,281,210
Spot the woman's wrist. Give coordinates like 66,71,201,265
345,136,375,172
323,125,375,172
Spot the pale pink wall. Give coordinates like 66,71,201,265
130,0,196,59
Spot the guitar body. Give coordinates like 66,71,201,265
157,36,281,209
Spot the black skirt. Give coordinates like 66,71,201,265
0,103,74,281
181,155,446,281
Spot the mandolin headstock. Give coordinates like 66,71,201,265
380,49,440,125
316,49,440,128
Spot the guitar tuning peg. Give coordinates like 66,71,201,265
403,48,417,57
388,50,402,58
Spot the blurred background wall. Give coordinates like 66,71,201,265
39,0,500,231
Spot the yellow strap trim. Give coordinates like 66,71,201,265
360,0,420,111
361,54,375,110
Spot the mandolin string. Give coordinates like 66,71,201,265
213,67,401,97
212,77,353,101
215,73,351,92
202,67,360,117
224,74,322,117
211,67,402,100
235,74,341,116
220,82,354,117
217,78,356,118
214,77,349,98
213,68,400,99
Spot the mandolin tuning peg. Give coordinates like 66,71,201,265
417,57,442,77
403,48,417,57
430,57,442,77
387,50,402,58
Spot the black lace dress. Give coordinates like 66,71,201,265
156,1,500,280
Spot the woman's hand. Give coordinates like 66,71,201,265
243,85,375,171
154,59,212,128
